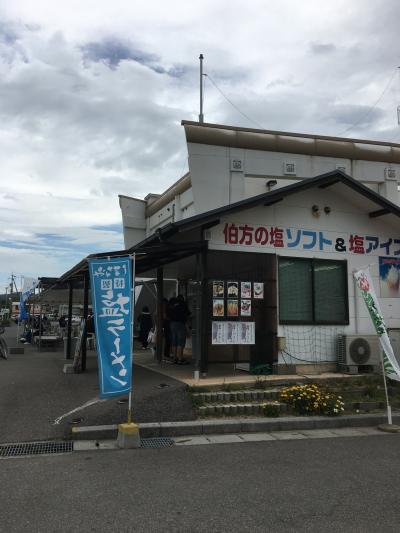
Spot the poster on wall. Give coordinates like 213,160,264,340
213,299,225,317
226,322,238,344
241,299,252,316
213,280,224,298
227,299,238,316
253,282,264,299
240,322,255,344
211,321,255,345
227,281,239,297
212,321,225,344
379,257,400,298
241,281,252,298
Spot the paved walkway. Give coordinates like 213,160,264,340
134,350,360,387
0,325,194,443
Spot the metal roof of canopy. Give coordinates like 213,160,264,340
56,242,207,283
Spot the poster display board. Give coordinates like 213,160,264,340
212,321,255,345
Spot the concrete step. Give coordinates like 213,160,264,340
197,401,286,417
192,389,280,404
71,413,400,440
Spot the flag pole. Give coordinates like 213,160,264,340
379,350,392,425
127,253,136,424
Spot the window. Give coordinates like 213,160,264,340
278,257,348,325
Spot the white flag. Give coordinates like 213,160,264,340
21,277,39,301
354,268,400,381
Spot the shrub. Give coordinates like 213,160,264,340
279,384,345,416
263,403,280,417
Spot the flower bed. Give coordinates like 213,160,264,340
279,384,345,416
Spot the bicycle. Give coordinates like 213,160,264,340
0,326,8,359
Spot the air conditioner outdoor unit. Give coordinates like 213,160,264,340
337,334,381,374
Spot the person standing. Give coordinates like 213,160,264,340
162,297,172,360
137,306,153,350
59,315,67,338
169,295,190,364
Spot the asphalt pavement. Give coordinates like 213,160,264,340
0,325,194,443
1,434,400,532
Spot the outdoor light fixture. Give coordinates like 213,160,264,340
311,205,320,217
266,179,277,191
324,206,331,214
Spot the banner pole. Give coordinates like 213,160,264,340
17,276,22,343
127,253,136,424
380,350,392,425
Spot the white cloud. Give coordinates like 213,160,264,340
0,0,400,287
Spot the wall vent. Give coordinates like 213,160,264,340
230,159,243,172
385,168,397,180
283,162,296,175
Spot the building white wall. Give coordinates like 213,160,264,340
187,142,400,209
207,187,400,363
119,195,146,249
120,137,400,249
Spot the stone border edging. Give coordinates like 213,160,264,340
71,413,400,440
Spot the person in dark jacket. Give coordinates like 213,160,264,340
162,297,172,360
137,306,153,349
169,295,190,364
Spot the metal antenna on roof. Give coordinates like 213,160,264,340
199,54,204,123
396,66,400,126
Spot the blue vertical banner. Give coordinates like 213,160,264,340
89,257,133,398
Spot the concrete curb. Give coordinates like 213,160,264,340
71,413,400,440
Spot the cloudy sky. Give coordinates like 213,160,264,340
1,0,400,291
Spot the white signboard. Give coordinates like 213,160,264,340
212,321,255,345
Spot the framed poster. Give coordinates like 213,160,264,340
227,281,239,297
213,281,225,298
213,299,225,317
227,299,238,317
253,282,264,299
241,281,252,298
241,299,251,316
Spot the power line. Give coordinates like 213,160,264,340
337,68,398,137
204,73,265,130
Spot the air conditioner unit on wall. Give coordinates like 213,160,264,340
337,335,381,374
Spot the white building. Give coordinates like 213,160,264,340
120,122,400,376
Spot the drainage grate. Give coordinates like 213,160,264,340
140,437,174,448
0,441,74,458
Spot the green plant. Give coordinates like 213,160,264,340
254,377,268,390
190,395,205,408
263,403,280,417
279,384,345,417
